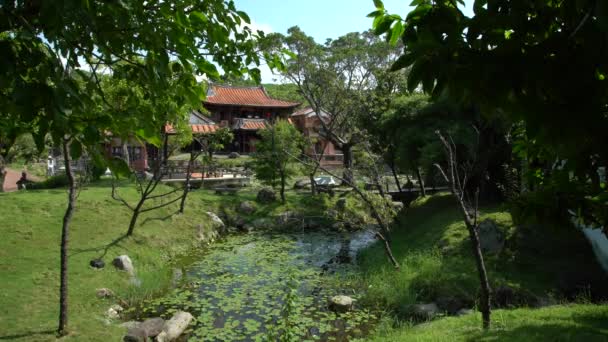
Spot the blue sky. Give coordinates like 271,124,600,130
233,0,474,82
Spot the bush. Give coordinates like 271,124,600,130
28,174,69,189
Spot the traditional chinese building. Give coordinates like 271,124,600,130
201,83,300,153
290,107,343,167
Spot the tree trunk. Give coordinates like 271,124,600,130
280,172,286,204
0,168,5,193
127,199,145,236
179,152,196,214
122,142,130,166
309,173,317,196
58,139,76,336
415,167,426,197
341,144,354,185
467,223,491,329
390,161,402,192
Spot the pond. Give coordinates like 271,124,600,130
129,229,379,341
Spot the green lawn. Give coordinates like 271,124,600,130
0,182,319,341
358,193,608,341
371,304,608,341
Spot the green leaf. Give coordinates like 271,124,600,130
367,10,383,18
373,16,394,35
389,21,405,46
190,11,208,25
373,0,384,9
70,140,83,160
407,59,426,93
237,11,251,24
391,52,416,71
109,157,131,178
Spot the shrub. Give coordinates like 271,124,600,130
28,174,69,189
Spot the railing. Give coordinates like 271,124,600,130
309,154,344,163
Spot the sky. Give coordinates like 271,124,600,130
233,0,474,83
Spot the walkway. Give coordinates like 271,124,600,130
2,168,41,192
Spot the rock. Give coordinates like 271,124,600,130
206,211,225,231
325,209,339,220
96,288,114,299
302,217,324,230
238,201,256,214
139,317,165,337
478,219,505,254
294,179,312,189
251,218,273,229
328,295,354,313
436,297,470,315
494,285,515,308
392,201,404,211
242,224,254,233
228,152,240,159
256,187,276,203
332,222,345,230
404,303,440,321
123,327,147,342
106,304,124,320
276,211,301,226
112,255,134,275
456,308,473,316
156,311,193,342
120,321,141,330
90,259,105,269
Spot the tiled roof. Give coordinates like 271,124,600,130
232,118,269,130
291,107,330,119
164,124,218,134
204,84,300,108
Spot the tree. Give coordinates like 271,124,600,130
261,28,401,184
179,128,233,214
370,0,608,226
435,130,492,329
1,0,269,335
253,120,304,203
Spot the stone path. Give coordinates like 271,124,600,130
2,168,41,192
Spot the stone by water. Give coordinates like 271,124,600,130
129,229,378,341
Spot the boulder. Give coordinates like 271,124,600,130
96,288,114,299
328,295,354,313
112,255,134,275
90,259,105,269
156,311,193,342
238,201,256,214
436,297,470,315
251,218,273,229
228,152,240,159
206,211,225,232
294,179,312,189
403,303,440,321
106,304,124,320
478,219,505,254
256,188,276,203
455,308,473,316
392,201,405,211
302,217,324,230
276,211,301,226
123,327,147,342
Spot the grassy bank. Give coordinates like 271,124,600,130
371,304,608,341
358,193,608,340
0,182,317,341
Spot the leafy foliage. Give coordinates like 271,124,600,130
370,0,608,223
252,120,304,202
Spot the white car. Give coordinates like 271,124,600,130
314,176,338,187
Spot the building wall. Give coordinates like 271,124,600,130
105,137,149,172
